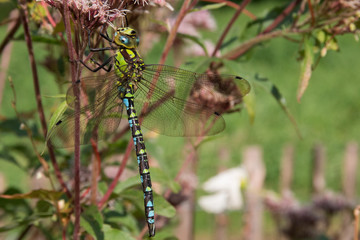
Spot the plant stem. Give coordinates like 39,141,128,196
62,0,81,239
0,13,21,55
223,30,284,60
159,0,194,65
261,0,301,34
202,0,257,19
18,0,71,198
211,0,252,57
98,138,133,208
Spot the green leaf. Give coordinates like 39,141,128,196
190,2,226,12
297,35,313,102
43,94,66,99
103,224,136,240
177,33,209,56
150,168,180,193
14,33,62,45
0,189,63,202
182,56,213,73
80,205,104,240
113,176,140,194
243,87,256,124
34,200,53,215
121,189,176,218
316,30,326,43
153,192,176,218
254,75,302,138
104,209,139,233
47,101,68,136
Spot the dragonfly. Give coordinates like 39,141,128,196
46,27,250,237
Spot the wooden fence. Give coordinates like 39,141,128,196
174,142,359,240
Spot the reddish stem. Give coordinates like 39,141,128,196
159,0,194,65
62,0,81,239
211,0,252,57
224,0,302,60
40,2,56,27
202,0,257,20
0,14,21,55
97,138,134,208
18,0,71,198
90,139,101,204
307,0,315,26
261,0,301,34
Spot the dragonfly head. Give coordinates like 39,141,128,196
114,27,140,49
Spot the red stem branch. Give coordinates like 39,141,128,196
261,0,301,34
159,0,194,65
18,0,71,199
202,0,257,20
224,0,302,60
0,13,21,55
98,138,134,208
62,0,81,239
211,0,252,57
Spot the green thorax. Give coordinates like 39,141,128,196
113,27,145,81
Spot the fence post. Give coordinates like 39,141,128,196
340,142,359,240
215,148,230,240
242,146,265,240
280,144,294,197
342,142,358,199
312,144,326,194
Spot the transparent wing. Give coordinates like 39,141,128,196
47,72,124,148
133,64,250,137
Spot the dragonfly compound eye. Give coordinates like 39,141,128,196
136,37,140,46
120,36,129,45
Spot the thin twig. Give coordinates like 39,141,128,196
159,0,194,65
202,0,257,20
307,0,315,26
18,0,71,198
98,138,134,208
10,76,65,238
0,13,21,55
62,0,81,239
221,0,302,60
211,0,252,57
0,10,18,111
90,139,101,204
223,29,284,60
261,0,301,34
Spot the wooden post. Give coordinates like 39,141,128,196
339,142,359,240
312,144,326,194
242,146,265,240
280,144,294,197
342,142,358,199
215,148,230,240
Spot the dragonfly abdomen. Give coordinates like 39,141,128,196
122,84,156,237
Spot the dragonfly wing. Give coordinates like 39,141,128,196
133,64,250,137
47,72,124,148
134,64,250,137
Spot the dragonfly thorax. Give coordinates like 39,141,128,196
113,28,145,82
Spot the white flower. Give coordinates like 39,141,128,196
198,167,247,214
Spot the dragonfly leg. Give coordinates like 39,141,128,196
80,55,113,73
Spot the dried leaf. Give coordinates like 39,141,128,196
297,35,313,102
